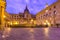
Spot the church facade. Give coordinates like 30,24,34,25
9,6,36,26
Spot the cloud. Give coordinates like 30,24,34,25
6,0,26,14
6,0,57,15
25,0,30,3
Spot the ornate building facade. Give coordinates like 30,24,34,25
1,0,60,27
36,0,60,26
10,6,36,26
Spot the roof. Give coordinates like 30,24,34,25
24,5,29,13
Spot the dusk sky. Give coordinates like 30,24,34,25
6,0,57,15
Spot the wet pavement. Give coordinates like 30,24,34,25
0,27,60,40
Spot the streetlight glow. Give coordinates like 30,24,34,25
7,27,11,31
31,19,33,22
3,15,6,18
45,20,51,26
14,21,19,25
10,22,13,25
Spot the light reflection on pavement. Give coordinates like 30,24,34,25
2,27,11,38
0,27,60,40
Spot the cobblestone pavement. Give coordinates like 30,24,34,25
0,27,60,40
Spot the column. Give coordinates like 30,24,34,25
1,1,6,30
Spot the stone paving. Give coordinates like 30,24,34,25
0,28,60,40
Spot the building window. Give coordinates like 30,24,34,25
16,16,18,18
44,15,46,16
12,16,13,18
54,10,56,14
45,14,48,17
54,6,56,8
49,8,51,10
41,16,43,19
14,16,16,17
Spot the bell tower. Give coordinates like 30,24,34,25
24,5,29,14
24,5,30,18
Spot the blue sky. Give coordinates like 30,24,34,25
6,0,57,15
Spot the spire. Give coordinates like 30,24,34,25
46,3,48,7
24,5,29,12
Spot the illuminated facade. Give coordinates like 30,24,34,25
1,0,60,27
4,12,11,27
0,0,6,29
10,6,36,25
36,0,60,26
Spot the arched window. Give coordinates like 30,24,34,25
49,8,51,10
54,6,56,8
54,10,56,14
45,14,48,17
